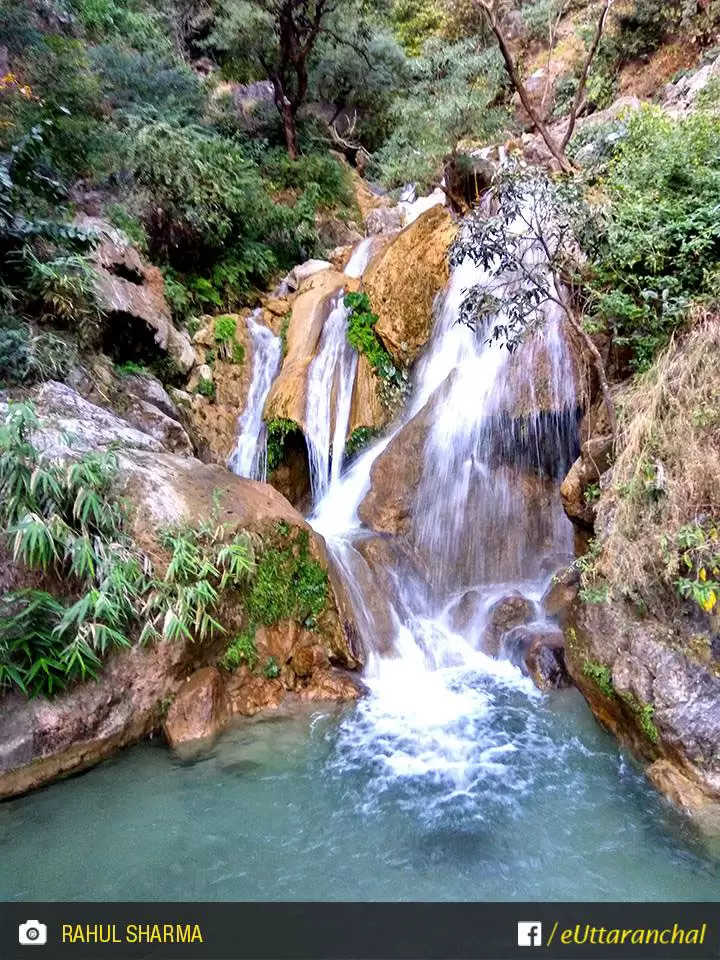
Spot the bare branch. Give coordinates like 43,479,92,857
472,0,573,173
561,0,614,150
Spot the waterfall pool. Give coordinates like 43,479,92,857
2,670,719,902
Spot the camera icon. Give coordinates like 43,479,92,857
18,921,47,946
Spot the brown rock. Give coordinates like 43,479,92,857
502,626,572,691
566,597,720,821
484,594,535,657
647,760,720,832
227,671,284,717
541,567,580,621
349,353,386,435
358,399,433,535
163,667,229,747
88,228,196,374
264,270,346,430
363,206,457,367
264,297,292,319
0,638,194,800
296,668,365,702
180,313,257,464
561,433,613,529
291,644,330,679
448,589,483,634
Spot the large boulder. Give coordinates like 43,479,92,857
163,667,230,748
0,386,362,799
363,206,457,367
484,593,536,657
30,380,165,457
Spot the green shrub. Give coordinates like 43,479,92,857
69,0,170,51
195,377,216,400
345,426,380,460
23,249,103,345
589,108,720,370
344,292,391,374
89,44,206,122
672,522,720,615
220,628,258,672
246,528,327,629
0,316,32,384
344,292,410,412
213,314,245,364
266,418,302,472
260,148,355,214
391,0,444,55
262,656,281,679
0,403,144,695
0,404,258,698
582,660,615,699
142,516,254,646
126,121,316,295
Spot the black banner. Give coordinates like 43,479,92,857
0,903,718,960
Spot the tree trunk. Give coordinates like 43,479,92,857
271,75,299,161
562,304,617,438
281,100,299,161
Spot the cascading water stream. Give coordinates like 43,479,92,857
310,217,581,805
304,293,358,504
344,237,378,278
228,312,283,481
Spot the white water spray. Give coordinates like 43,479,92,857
304,293,358,504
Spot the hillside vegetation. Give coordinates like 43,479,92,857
2,0,720,706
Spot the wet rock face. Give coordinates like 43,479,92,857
363,206,457,367
484,594,536,657
358,401,432,536
564,598,720,823
264,269,346,430
502,625,572,690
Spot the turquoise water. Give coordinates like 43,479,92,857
1,672,719,902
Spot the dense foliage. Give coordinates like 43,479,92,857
0,403,332,699
374,39,507,191
587,108,720,372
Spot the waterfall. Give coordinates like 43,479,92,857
310,218,580,800
228,312,282,481
344,238,378,278
304,293,359,504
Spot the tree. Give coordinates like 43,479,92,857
207,0,374,159
452,166,617,435
374,38,507,201
471,0,615,172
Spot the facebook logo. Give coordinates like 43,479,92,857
517,922,543,947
